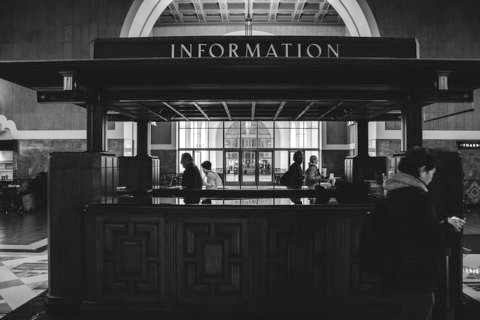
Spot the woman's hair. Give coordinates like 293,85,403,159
201,161,212,170
309,155,317,164
398,147,436,177
293,150,303,164
181,152,193,162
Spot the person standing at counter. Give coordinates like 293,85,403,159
382,147,465,320
180,152,203,204
280,150,304,204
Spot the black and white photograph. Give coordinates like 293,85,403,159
0,0,480,319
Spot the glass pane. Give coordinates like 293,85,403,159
208,128,223,148
241,121,258,148
258,151,273,183
242,151,256,184
210,151,224,174
274,150,289,174
274,128,290,148
225,151,239,183
225,121,240,148
258,122,273,148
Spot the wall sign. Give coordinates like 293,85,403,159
457,141,480,150
92,36,419,60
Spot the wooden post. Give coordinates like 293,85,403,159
137,120,150,157
356,120,369,158
86,91,107,152
47,152,117,313
401,103,423,151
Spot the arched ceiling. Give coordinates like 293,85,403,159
156,0,344,26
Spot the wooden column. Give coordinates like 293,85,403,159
86,92,107,152
47,152,117,313
137,119,150,157
401,103,423,151
356,120,369,158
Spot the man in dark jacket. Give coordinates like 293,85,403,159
382,147,465,320
180,153,202,204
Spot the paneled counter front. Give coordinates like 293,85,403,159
83,200,374,313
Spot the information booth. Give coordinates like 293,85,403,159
1,36,480,319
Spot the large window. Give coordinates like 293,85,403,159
177,121,320,185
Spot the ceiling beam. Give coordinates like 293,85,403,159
192,102,210,120
269,0,280,21
139,102,168,121
244,0,253,18
314,1,329,24
107,105,137,120
251,102,256,120
318,101,344,120
273,101,286,120
295,101,315,120
222,102,232,120
367,105,401,120
168,2,184,23
219,0,229,22
292,0,307,22
191,0,207,23
161,101,189,121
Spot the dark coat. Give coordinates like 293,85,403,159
181,163,203,189
284,162,304,189
383,184,447,293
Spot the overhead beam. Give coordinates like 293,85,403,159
269,0,280,21
295,101,315,120
292,0,307,22
161,101,189,121
314,1,329,23
222,102,232,120
192,102,210,120
244,0,253,18
424,108,474,123
139,102,168,121
368,105,401,120
191,0,207,23
273,101,287,120
318,101,343,120
219,0,229,22
107,105,138,120
168,2,184,23
251,102,256,120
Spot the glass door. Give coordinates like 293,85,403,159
258,150,273,185
225,150,240,185
241,150,256,185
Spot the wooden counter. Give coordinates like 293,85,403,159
83,202,373,313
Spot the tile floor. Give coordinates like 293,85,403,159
0,251,47,319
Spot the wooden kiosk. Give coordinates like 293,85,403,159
1,36,479,319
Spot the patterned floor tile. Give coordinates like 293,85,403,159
0,251,47,319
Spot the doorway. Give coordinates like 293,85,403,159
224,149,274,186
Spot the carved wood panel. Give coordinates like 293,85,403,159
178,220,247,304
101,219,164,300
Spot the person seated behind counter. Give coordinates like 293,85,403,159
305,155,323,189
201,161,223,190
180,152,203,204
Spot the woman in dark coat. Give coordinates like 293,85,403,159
281,150,304,204
383,147,465,320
